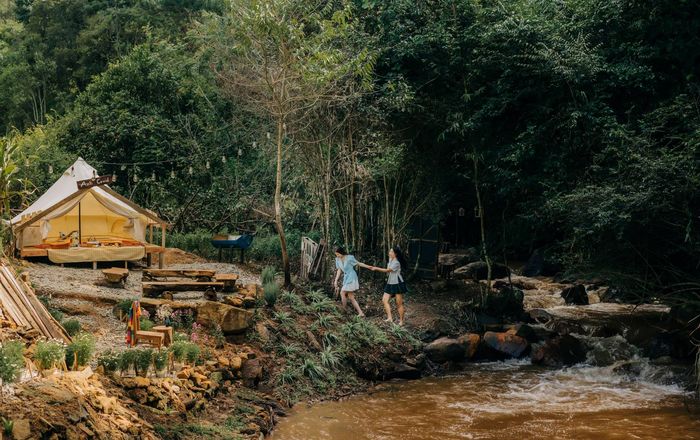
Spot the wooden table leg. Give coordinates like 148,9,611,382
92,261,97,270
158,252,164,269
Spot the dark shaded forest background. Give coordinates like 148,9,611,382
1,0,700,302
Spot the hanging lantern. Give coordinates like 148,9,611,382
188,166,193,175
112,173,117,182
120,164,126,171
151,171,156,180
170,170,175,179
266,132,271,140
48,165,53,174
252,142,257,148
222,155,227,164
205,160,210,170
238,148,243,157
133,174,139,183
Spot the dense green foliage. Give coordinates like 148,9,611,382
2,0,700,296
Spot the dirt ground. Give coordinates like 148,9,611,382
21,248,260,353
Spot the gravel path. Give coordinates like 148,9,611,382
23,255,261,353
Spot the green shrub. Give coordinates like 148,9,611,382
49,309,64,323
0,341,24,385
62,319,81,336
97,350,120,374
301,356,325,381
118,350,138,375
65,333,96,369
116,299,134,318
35,340,65,370
320,345,342,369
170,341,188,363
135,348,154,376
139,318,154,331
174,332,189,342
153,350,168,373
185,343,201,365
261,266,276,285
263,282,279,307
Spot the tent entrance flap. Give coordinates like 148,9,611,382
39,190,147,243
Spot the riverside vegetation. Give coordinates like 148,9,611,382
2,0,700,438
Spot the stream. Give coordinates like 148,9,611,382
271,358,700,439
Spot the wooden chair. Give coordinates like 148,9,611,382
132,311,164,348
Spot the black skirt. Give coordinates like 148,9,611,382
384,281,408,295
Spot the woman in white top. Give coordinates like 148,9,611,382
371,246,408,325
333,246,372,317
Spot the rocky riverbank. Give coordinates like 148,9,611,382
1,252,696,439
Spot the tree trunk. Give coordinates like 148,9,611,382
275,119,291,287
473,147,492,290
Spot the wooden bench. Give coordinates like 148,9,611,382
135,330,164,349
214,273,239,291
143,269,216,281
142,281,232,297
102,267,129,285
152,325,173,346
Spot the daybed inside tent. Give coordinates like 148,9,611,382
12,158,167,268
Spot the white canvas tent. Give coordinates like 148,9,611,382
12,158,167,267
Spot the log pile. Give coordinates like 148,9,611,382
0,259,70,342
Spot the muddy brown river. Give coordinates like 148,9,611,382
271,360,700,439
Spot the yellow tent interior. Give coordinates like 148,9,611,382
12,158,167,268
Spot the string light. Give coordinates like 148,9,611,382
238,148,243,157
222,155,227,164
151,171,156,180
120,164,126,171
112,173,117,182
48,165,53,174
252,142,257,148
188,166,193,175
266,132,271,140
170,170,175,179
133,174,138,183
205,160,210,170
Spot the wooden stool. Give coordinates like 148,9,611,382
135,331,164,349
152,325,173,346
102,267,129,285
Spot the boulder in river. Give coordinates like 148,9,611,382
531,334,586,366
560,284,589,305
482,331,529,359
457,333,481,359
453,261,510,281
424,337,466,362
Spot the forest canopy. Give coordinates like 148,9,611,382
1,0,700,296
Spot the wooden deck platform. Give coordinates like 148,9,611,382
20,244,166,268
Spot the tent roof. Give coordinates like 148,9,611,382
12,158,164,230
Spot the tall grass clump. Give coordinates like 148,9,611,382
261,266,276,285
62,319,81,336
65,333,96,369
35,340,65,370
264,282,280,307
0,341,24,386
